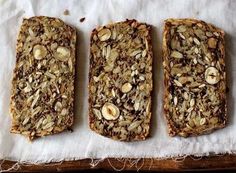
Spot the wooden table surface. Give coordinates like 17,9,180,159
1,154,236,172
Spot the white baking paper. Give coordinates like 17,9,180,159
0,0,236,163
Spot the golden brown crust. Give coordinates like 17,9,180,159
10,16,76,140
88,19,153,141
162,18,226,137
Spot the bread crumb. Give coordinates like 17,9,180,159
63,9,69,15
80,17,86,23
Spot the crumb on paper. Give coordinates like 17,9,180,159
80,17,86,23
194,11,199,16
63,9,70,16
68,128,73,132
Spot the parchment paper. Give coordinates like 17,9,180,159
0,0,236,163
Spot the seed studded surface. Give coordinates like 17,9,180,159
89,20,153,141
163,19,227,137
10,16,76,140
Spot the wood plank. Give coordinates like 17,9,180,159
1,155,236,171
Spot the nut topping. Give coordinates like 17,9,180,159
102,103,120,120
33,45,47,60
134,102,140,111
205,67,220,84
92,108,102,120
121,83,132,93
190,98,195,107
55,46,70,61
208,38,217,49
174,96,178,105
193,37,200,45
98,28,111,41
171,51,183,59
174,79,183,87
200,118,206,125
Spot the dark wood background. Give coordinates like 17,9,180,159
1,154,236,172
